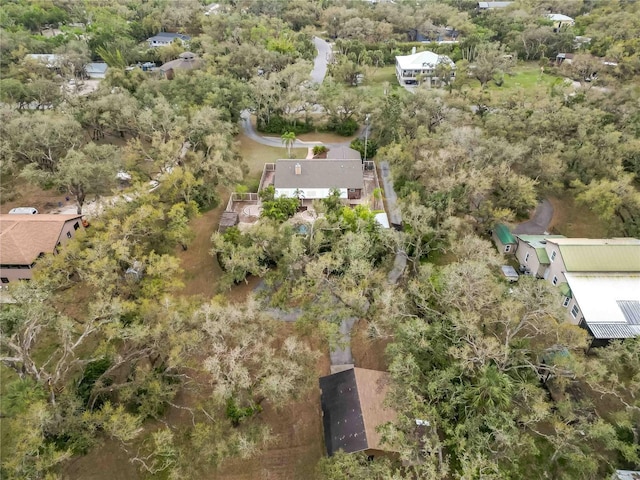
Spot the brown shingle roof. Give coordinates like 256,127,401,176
353,368,397,451
0,214,82,265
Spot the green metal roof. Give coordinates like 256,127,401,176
535,247,550,264
516,235,565,249
554,241,640,272
559,282,571,298
495,223,515,245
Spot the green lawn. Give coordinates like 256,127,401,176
471,62,566,100
498,63,563,89
236,133,307,185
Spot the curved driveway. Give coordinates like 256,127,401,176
513,199,554,235
311,36,331,84
240,36,353,148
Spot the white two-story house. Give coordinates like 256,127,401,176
395,49,455,87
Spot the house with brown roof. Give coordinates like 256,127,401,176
0,214,84,284
159,52,201,80
319,368,397,457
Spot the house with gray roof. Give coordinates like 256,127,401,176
146,32,191,48
273,159,365,201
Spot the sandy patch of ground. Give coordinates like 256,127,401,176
1,180,66,214
175,205,226,299
351,319,392,372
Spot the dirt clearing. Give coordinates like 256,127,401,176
548,194,609,238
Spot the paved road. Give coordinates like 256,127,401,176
239,36,361,148
513,199,554,235
311,36,331,84
240,110,324,148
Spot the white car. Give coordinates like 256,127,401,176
501,265,519,283
8,207,38,214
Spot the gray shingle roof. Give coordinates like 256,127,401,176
274,159,364,190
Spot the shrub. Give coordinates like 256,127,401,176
313,145,328,155
226,398,262,427
350,138,378,160
258,115,314,135
325,118,358,136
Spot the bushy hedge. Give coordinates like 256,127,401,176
324,118,359,136
363,41,460,64
258,115,314,135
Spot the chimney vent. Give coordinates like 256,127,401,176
411,46,417,55
294,163,301,175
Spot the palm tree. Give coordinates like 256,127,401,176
281,131,296,158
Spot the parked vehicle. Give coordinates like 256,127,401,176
8,207,38,214
501,265,519,283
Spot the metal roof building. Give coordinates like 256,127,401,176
395,50,455,72
549,238,640,272
477,2,513,9
565,273,640,340
613,471,640,480
516,234,566,264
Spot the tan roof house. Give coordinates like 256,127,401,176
0,214,83,284
159,52,201,79
319,368,397,457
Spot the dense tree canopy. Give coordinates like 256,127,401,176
1,1,640,479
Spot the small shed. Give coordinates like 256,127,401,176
492,223,516,255
218,211,239,233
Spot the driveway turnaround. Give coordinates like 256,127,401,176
513,199,554,235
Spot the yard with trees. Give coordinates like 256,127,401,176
1,0,640,479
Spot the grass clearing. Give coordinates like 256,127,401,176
236,134,307,182
467,62,566,102
361,65,406,97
